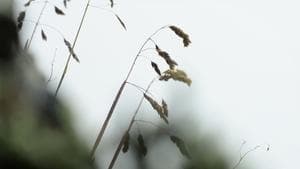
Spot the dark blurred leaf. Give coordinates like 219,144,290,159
170,135,191,159
137,134,147,156
41,29,47,41
110,0,114,8
63,38,71,47
54,6,65,15
151,62,161,76
24,39,29,50
17,11,26,30
162,99,168,117
24,0,34,7
122,132,130,153
63,0,67,8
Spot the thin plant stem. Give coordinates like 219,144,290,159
126,81,155,97
107,79,156,169
90,26,169,160
26,0,48,50
55,0,91,97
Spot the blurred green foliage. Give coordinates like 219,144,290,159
0,13,95,169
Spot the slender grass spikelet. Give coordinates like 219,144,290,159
155,45,177,70
169,25,191,47
144,94,168,124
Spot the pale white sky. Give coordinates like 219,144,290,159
15,0,300,169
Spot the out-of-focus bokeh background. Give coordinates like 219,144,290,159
9,0,300,168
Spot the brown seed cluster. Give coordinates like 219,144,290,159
159,69,192,86
169,25,191,47
155,45,178,70
144,94,169,124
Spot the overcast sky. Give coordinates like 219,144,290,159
15,0,300,168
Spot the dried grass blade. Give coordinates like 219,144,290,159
151,62,161,76
41,29,47,41
54,6,65,15
114,14,127,30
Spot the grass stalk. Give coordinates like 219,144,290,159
26,0,48,50
107,79,156,169
55,0,91,97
